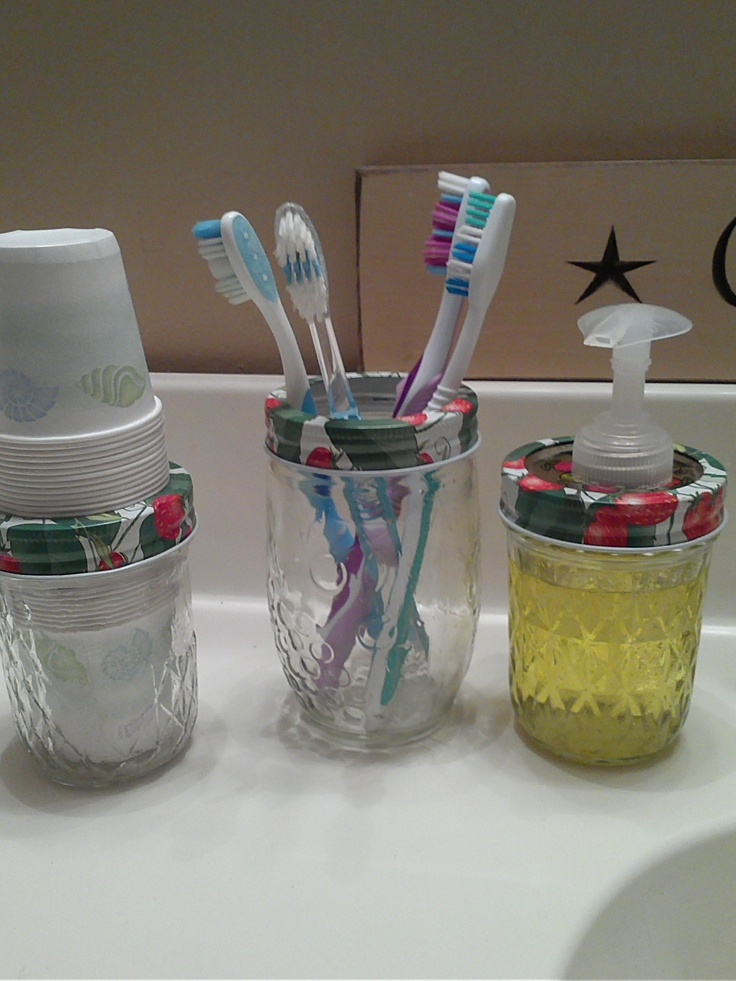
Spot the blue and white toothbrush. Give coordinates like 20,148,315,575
426,192,516,411
274,202,360,420
193,211,316,414
393,172,491,417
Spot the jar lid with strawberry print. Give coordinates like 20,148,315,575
499,437,727,550
0,462,196,575
265,372,478,471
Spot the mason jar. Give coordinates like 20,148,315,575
499,437,727,765
265,373,481,747
0,463,198,787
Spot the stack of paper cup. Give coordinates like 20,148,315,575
0,227,169,516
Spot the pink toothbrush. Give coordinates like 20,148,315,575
393,172,491,417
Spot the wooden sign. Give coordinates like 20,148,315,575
358,161,736,381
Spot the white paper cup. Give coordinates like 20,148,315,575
0,228,169,515
0,398,169,516
0,228,157,437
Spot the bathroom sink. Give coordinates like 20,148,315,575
565,827,736,979
0,374,734,979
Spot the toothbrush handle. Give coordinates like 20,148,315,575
393,291,463,416
427,193,516,411
395,175,490,417
311,314,360,420
268,299,316,414
425,307,483,411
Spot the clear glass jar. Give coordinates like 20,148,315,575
500,436,727,765
506,528,714,764
266,443,480,748
265,373,481,748
0,539,197,787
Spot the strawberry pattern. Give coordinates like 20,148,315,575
0,462,195,576
501,437,727,548
265,372,478,471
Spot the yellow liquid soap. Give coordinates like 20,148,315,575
507,537,712,765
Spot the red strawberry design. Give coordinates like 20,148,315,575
519,474,559,493
612,491,678,526
98,551,127,571
306,446,334,470
152,494,186,540
683,489,724,540
584,514,628,547
400,413,428,427
0,552,21,573
264,396,285,425
441,397,474,415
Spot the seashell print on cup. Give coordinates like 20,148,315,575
0,369,58,423
0,227,157,439
0,228,171,513
101,628,152,682
37,635,88,685
78,365,147,409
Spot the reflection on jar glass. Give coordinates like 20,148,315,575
265,373,481,749
499,437,727,766
507,530,712,765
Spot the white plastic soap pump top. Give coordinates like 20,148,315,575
571,303,692,489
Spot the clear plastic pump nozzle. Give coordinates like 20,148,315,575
571,303,692,489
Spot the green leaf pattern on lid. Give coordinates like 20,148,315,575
0,463,196,576
265,372,478,471
500,437,727,548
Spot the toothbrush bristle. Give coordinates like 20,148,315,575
424,186,496,282
276,211,328,322
437,171,474,198
444,193,496,297
465,191,496,228
423,197,460,271
432,200,461,230
194,230,252,306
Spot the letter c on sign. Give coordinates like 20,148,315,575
713,217,736,307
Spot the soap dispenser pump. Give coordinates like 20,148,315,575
498,301,727,766
572,303,692,489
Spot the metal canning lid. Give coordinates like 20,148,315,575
265,372,478,471
500,436,727,548
0,462,196,575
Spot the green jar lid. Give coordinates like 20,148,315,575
0,462,196,575
500,437,727,548
265,372,478,471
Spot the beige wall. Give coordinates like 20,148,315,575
3,0,736,376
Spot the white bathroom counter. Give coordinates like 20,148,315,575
0,374,734,979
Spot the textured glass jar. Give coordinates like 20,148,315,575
0,465,198,787
265,374,480,747
0,542,197,787
500,437,727,765
506,529,714,764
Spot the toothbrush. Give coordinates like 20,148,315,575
315,474,432,698
393,172,491,418
274,203,360,420
364,469,440,722
193,211,316,414
426,192,516,411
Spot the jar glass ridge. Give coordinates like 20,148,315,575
266,420,480,748
506,527,714,764
500,436,727,765
0,536,198,787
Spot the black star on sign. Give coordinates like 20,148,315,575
568,227,655,303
